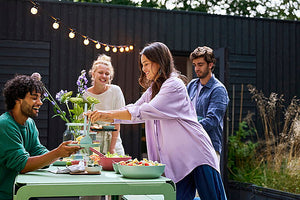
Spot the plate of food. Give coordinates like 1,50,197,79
53,158,81,166
90,124,116,131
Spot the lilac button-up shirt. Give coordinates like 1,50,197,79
115,75,219,183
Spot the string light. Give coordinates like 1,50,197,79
83,38,89,45
105,46,110,52
28,1,133,53
52,20,60,29
31,5,38,15
69,30,75,39
95,43,101,49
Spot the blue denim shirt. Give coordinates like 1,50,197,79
187,74,229,153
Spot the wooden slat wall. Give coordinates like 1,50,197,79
0,39,50,145
228,54,257,133
0,0,299,158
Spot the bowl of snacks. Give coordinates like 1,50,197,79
85,164,102,174
94,153,131,171
118,158,165,179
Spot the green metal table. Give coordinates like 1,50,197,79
13,166,176,200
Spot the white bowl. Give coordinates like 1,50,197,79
85,165,102,173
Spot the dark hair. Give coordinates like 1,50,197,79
139,42,177,99
189,46,216,71
3,75,45,110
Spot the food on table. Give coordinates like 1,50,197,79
105,152,131,158
90,124,102,130
118,158,163,166
89,154,101,165
66,160,72,166
90,153,132,170
117,159,166,179
76,135,97,144
90,123,115,130
76,135,83,143
65,160,81,166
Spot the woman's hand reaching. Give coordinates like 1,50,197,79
86,110,114,123
86,109,131,123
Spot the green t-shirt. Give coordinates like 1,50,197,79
0,112,48,200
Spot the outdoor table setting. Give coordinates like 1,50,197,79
14,114,175,200
13,162,175,200
12,99,176,199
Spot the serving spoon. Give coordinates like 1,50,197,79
80,103,93,144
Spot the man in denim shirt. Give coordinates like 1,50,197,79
187,46,229,162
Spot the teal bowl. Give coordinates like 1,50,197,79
118,164,165,179
102,125,115,130
113,163,120,174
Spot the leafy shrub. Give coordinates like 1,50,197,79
227,85,300,194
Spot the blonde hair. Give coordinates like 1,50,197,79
89,54,114,84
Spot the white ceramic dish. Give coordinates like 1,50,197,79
85,165,102,173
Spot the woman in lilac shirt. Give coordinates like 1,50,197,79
87,42,227,200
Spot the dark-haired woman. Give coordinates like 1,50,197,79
86,42,227,200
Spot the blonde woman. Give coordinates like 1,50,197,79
83,54,125,155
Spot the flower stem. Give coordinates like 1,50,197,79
43,86,70,123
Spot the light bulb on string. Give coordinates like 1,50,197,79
105,46,110,52
31,6,38,15
83,38,89,45
95,43,101,49
68,30,75,39
28,2,134,54
52,20,60,29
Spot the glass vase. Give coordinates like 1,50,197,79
63,123,84,142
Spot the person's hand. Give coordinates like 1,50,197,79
86,110,114,123
55,141,81,158
109,148,116,154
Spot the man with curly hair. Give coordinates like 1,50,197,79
187,46,229,162
0,74,81,200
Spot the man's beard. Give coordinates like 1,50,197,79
196,66,210,79
21,101,39,118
